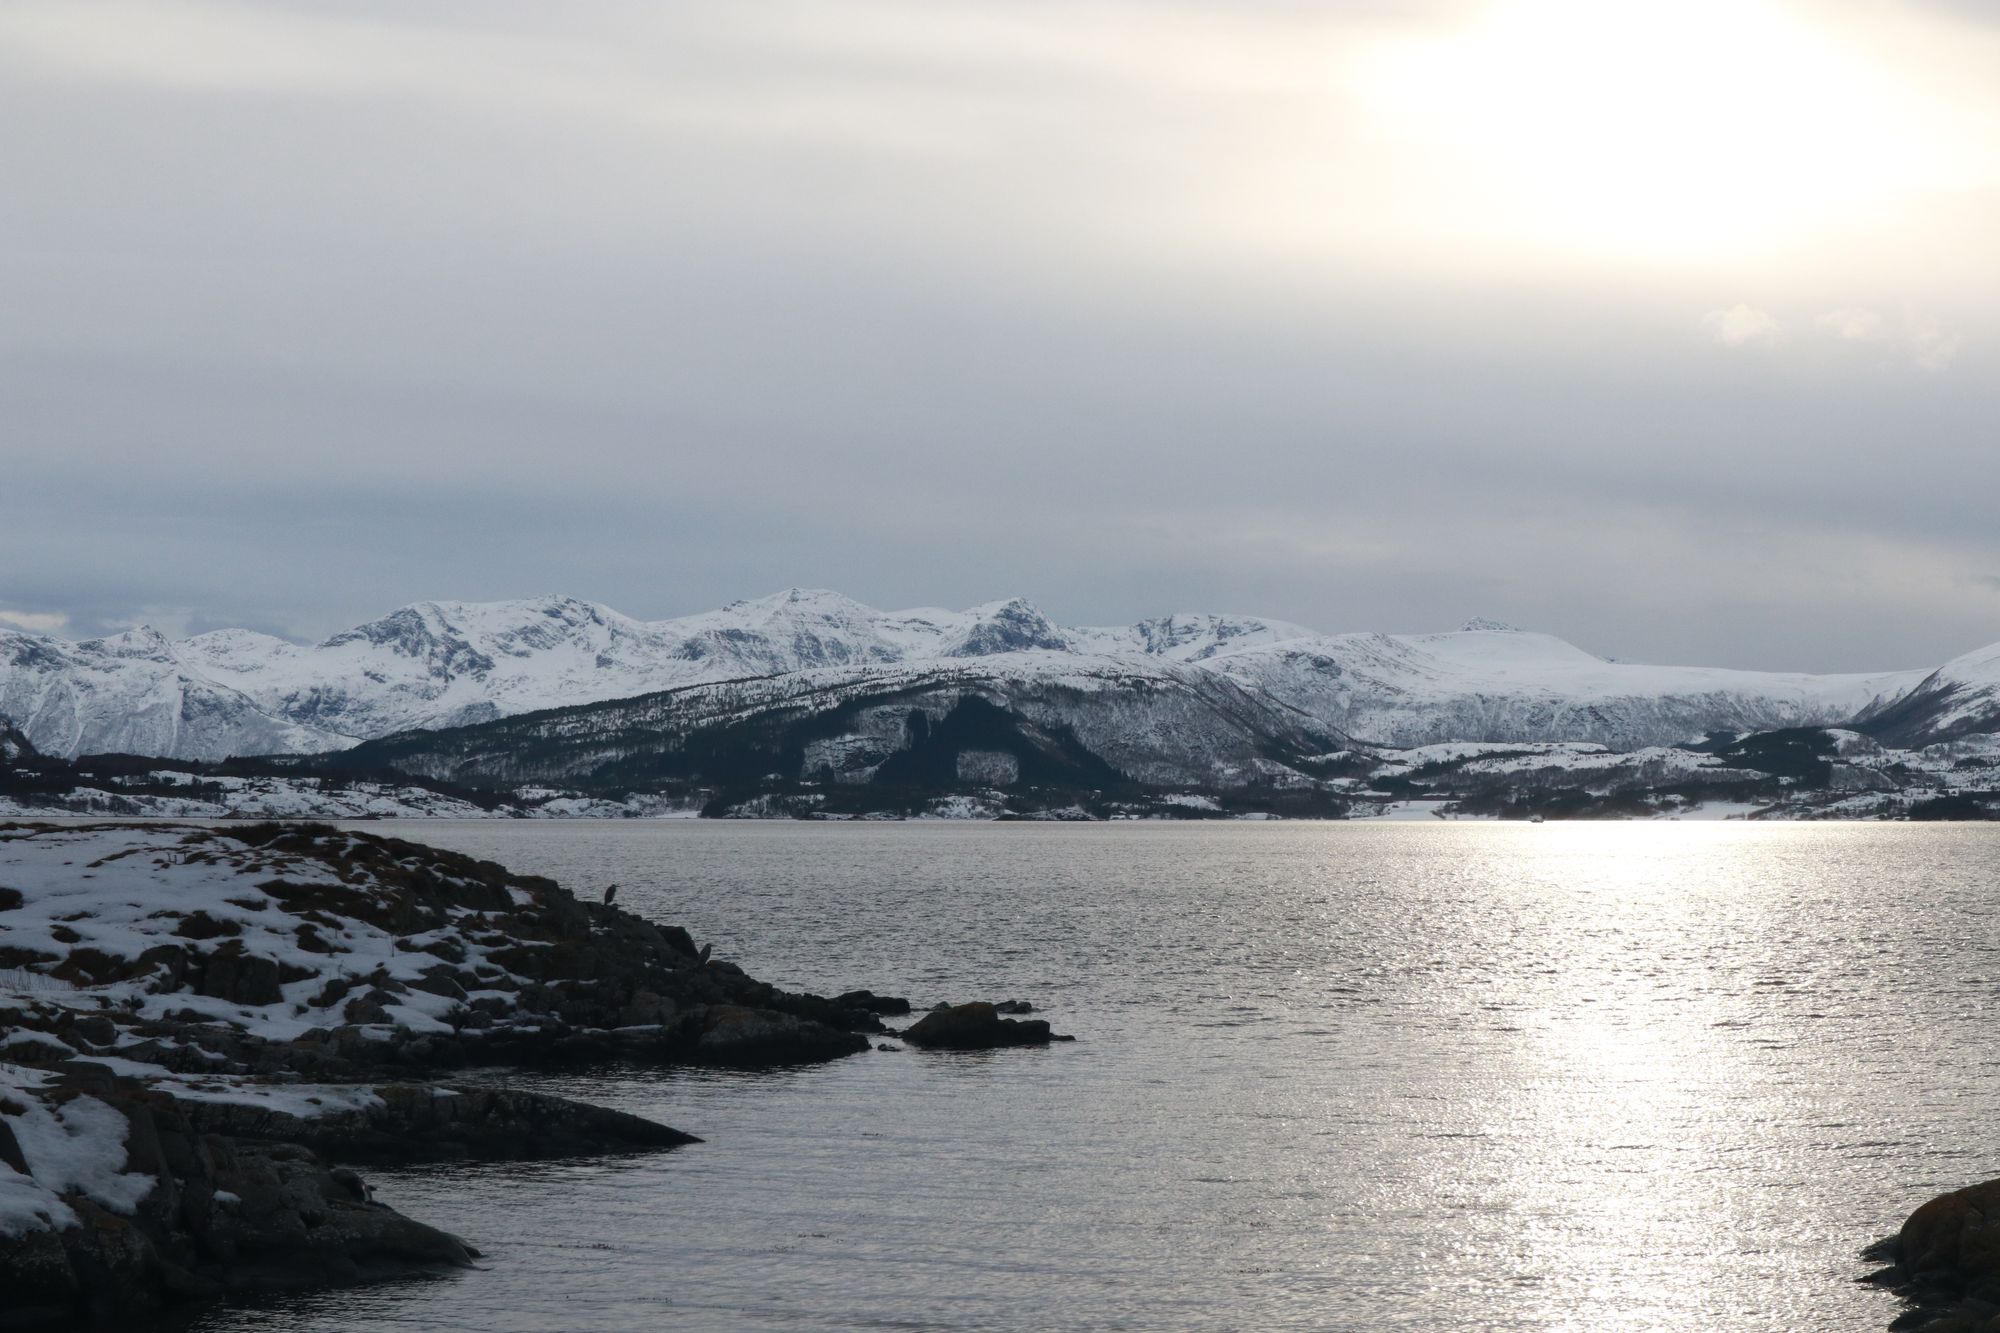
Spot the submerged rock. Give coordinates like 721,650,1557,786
900,1002,1072,1050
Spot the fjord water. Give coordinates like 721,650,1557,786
192,821,2000,1332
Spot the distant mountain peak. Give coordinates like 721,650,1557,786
93,625,175,657
944,597,1069,657
719,587,874,620
1458,618,1520,633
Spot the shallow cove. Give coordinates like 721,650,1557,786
185,820,1998,1332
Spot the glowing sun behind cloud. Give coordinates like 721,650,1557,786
1354,0,1982,260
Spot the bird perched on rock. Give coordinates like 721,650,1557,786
329,1166,374,1203
602,884,618,905
698,942,713,964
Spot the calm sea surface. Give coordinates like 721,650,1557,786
186,821,2000,1332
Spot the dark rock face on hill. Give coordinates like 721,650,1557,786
0,820,890,1327
1857,675,2000,751
316,658,1347,805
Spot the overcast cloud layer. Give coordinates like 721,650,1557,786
4,0,1998,671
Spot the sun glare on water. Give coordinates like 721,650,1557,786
1355,0,1977,258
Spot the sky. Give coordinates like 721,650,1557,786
3,0,1999,671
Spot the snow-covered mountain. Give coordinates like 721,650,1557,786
333,650,1343,795
1851,641,2000,747
178,598,682,741
0,626,350,761
1209,622,1923,752
0,589,1970,761
169,591,1123,745
172,589,1326,748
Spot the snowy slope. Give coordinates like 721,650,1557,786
179,591,1099,740
0,592,1973,761
1851,640,2000,747
1207,621,1926,751
1067,611,1317,661
0,627,351,761
181,597,686,740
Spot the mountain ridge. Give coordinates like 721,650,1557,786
0,588,1965,761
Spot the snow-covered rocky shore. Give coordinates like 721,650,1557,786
0,821,893,1326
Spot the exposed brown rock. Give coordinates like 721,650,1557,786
1868,1178,2000,1329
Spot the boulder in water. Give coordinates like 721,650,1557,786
835,989,913,1016
1866,1176,2000,1329
900,1002,1071,1050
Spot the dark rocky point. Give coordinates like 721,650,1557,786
1864,1176,2000,1330
0,820,898,1328
1,1068,480,1328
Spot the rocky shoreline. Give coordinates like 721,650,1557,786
1866,1177,2000,1331
0,820,1068,1327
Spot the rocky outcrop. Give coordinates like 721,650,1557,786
0,820,877,1074
900,1002,1073,1050
0,819,898,1327
1865,1177,2000,1330
1,1062,475,1330
0,1058,698,1328
173,1081,701,1164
